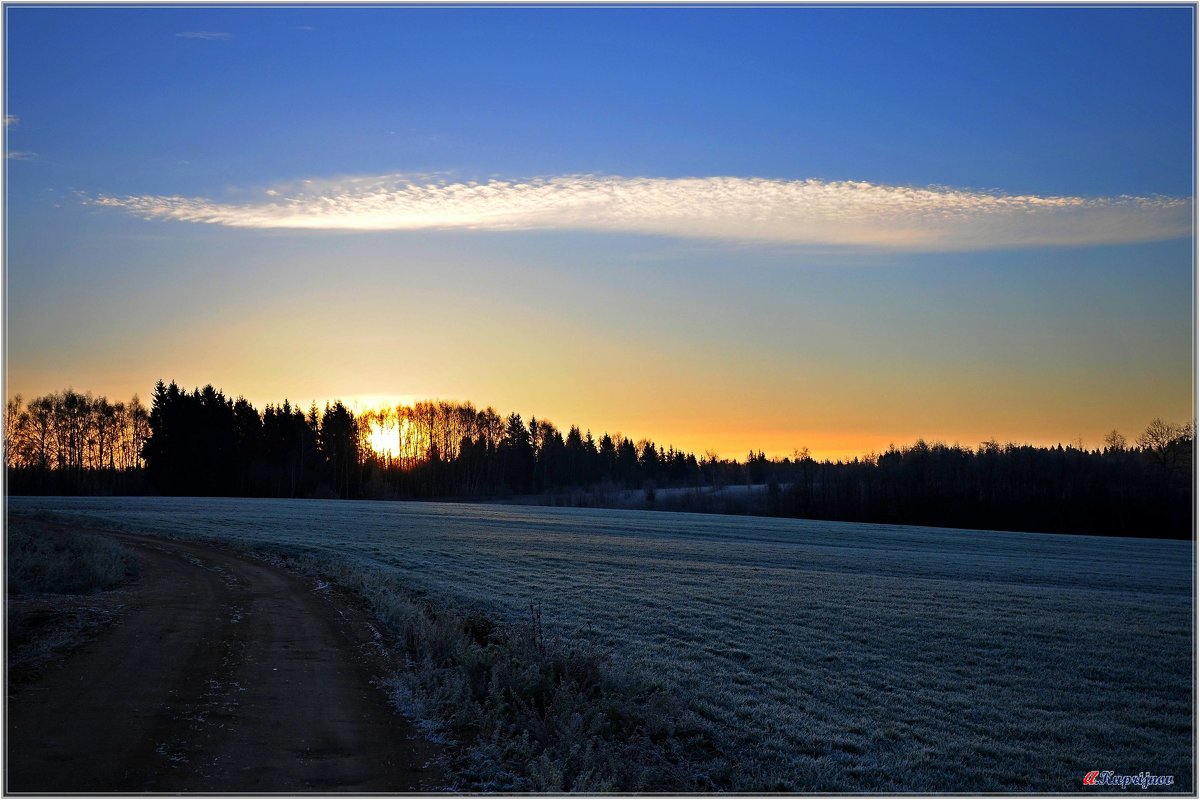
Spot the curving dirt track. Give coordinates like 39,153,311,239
6,523,442,793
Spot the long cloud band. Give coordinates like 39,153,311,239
93,174,1191,251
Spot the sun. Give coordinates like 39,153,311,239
366,419,402,460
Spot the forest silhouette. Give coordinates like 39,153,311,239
5,380,1193,539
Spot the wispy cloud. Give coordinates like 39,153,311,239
176,31,231,40
7,151,36,161
91,174,1192,251
4,114,19,128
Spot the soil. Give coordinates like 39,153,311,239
6,521,443,793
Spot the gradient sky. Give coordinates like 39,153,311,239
4,5,1195,459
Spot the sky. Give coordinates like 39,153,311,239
4,5,1195,460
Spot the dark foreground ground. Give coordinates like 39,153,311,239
6,521,441,793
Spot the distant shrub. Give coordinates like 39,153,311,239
255,550,729,792
7,522,140,595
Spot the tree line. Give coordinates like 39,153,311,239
728,422,1193,538
131,381,703,500
4,380,1193,538
6,390,150,494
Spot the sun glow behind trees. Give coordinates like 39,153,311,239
365,417,403,462
352,401,508,471
337,396,425,464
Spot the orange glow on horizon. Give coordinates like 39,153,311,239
337,398,1124,465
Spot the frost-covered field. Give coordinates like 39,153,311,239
8,496,1192,792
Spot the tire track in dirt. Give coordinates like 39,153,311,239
6,523,442,793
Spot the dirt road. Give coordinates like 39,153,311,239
6,524,442,793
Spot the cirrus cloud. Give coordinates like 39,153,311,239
91,174,1192,251
176,31,230,40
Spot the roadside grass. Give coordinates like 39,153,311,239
7,518,140,682
251,548,729,792
8,519,140,595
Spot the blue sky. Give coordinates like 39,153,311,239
4,5,1194,458
7,7,1194,193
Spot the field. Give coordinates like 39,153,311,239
7,496,1192,792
